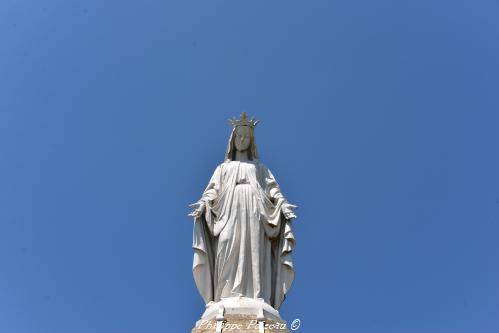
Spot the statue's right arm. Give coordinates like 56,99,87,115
189,164,222,219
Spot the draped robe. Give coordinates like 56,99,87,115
192,160,295,309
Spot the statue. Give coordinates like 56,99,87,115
189,113,297,332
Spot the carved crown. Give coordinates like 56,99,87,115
229,112,259,128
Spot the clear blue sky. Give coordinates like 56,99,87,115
1,1,498,332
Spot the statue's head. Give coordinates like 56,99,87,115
225,112,259,161
234,125,251,152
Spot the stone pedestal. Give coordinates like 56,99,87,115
191,297,290,333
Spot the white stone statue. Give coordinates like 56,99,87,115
189,113,297,315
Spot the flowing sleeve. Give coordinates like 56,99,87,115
191,164,223,234
201,164,222,200
264,167,285,203
260,165,296,221
258,164,296,309
190,164,223,304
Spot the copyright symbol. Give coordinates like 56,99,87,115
290,318,301,331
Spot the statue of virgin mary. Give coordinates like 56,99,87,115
189,113,297,312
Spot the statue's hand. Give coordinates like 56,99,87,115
188,201,206,219
282,203,297,220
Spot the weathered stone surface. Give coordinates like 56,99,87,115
189,113,297,310
191,314,290,333
188,114,298,333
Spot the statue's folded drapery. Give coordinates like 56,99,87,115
192,160,295,309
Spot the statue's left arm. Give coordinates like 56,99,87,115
261,165,297,220
258,163,297,309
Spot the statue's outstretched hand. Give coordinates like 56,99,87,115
189,201,206,219
282,203,297,220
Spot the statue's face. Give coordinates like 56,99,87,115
234,126,251,152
